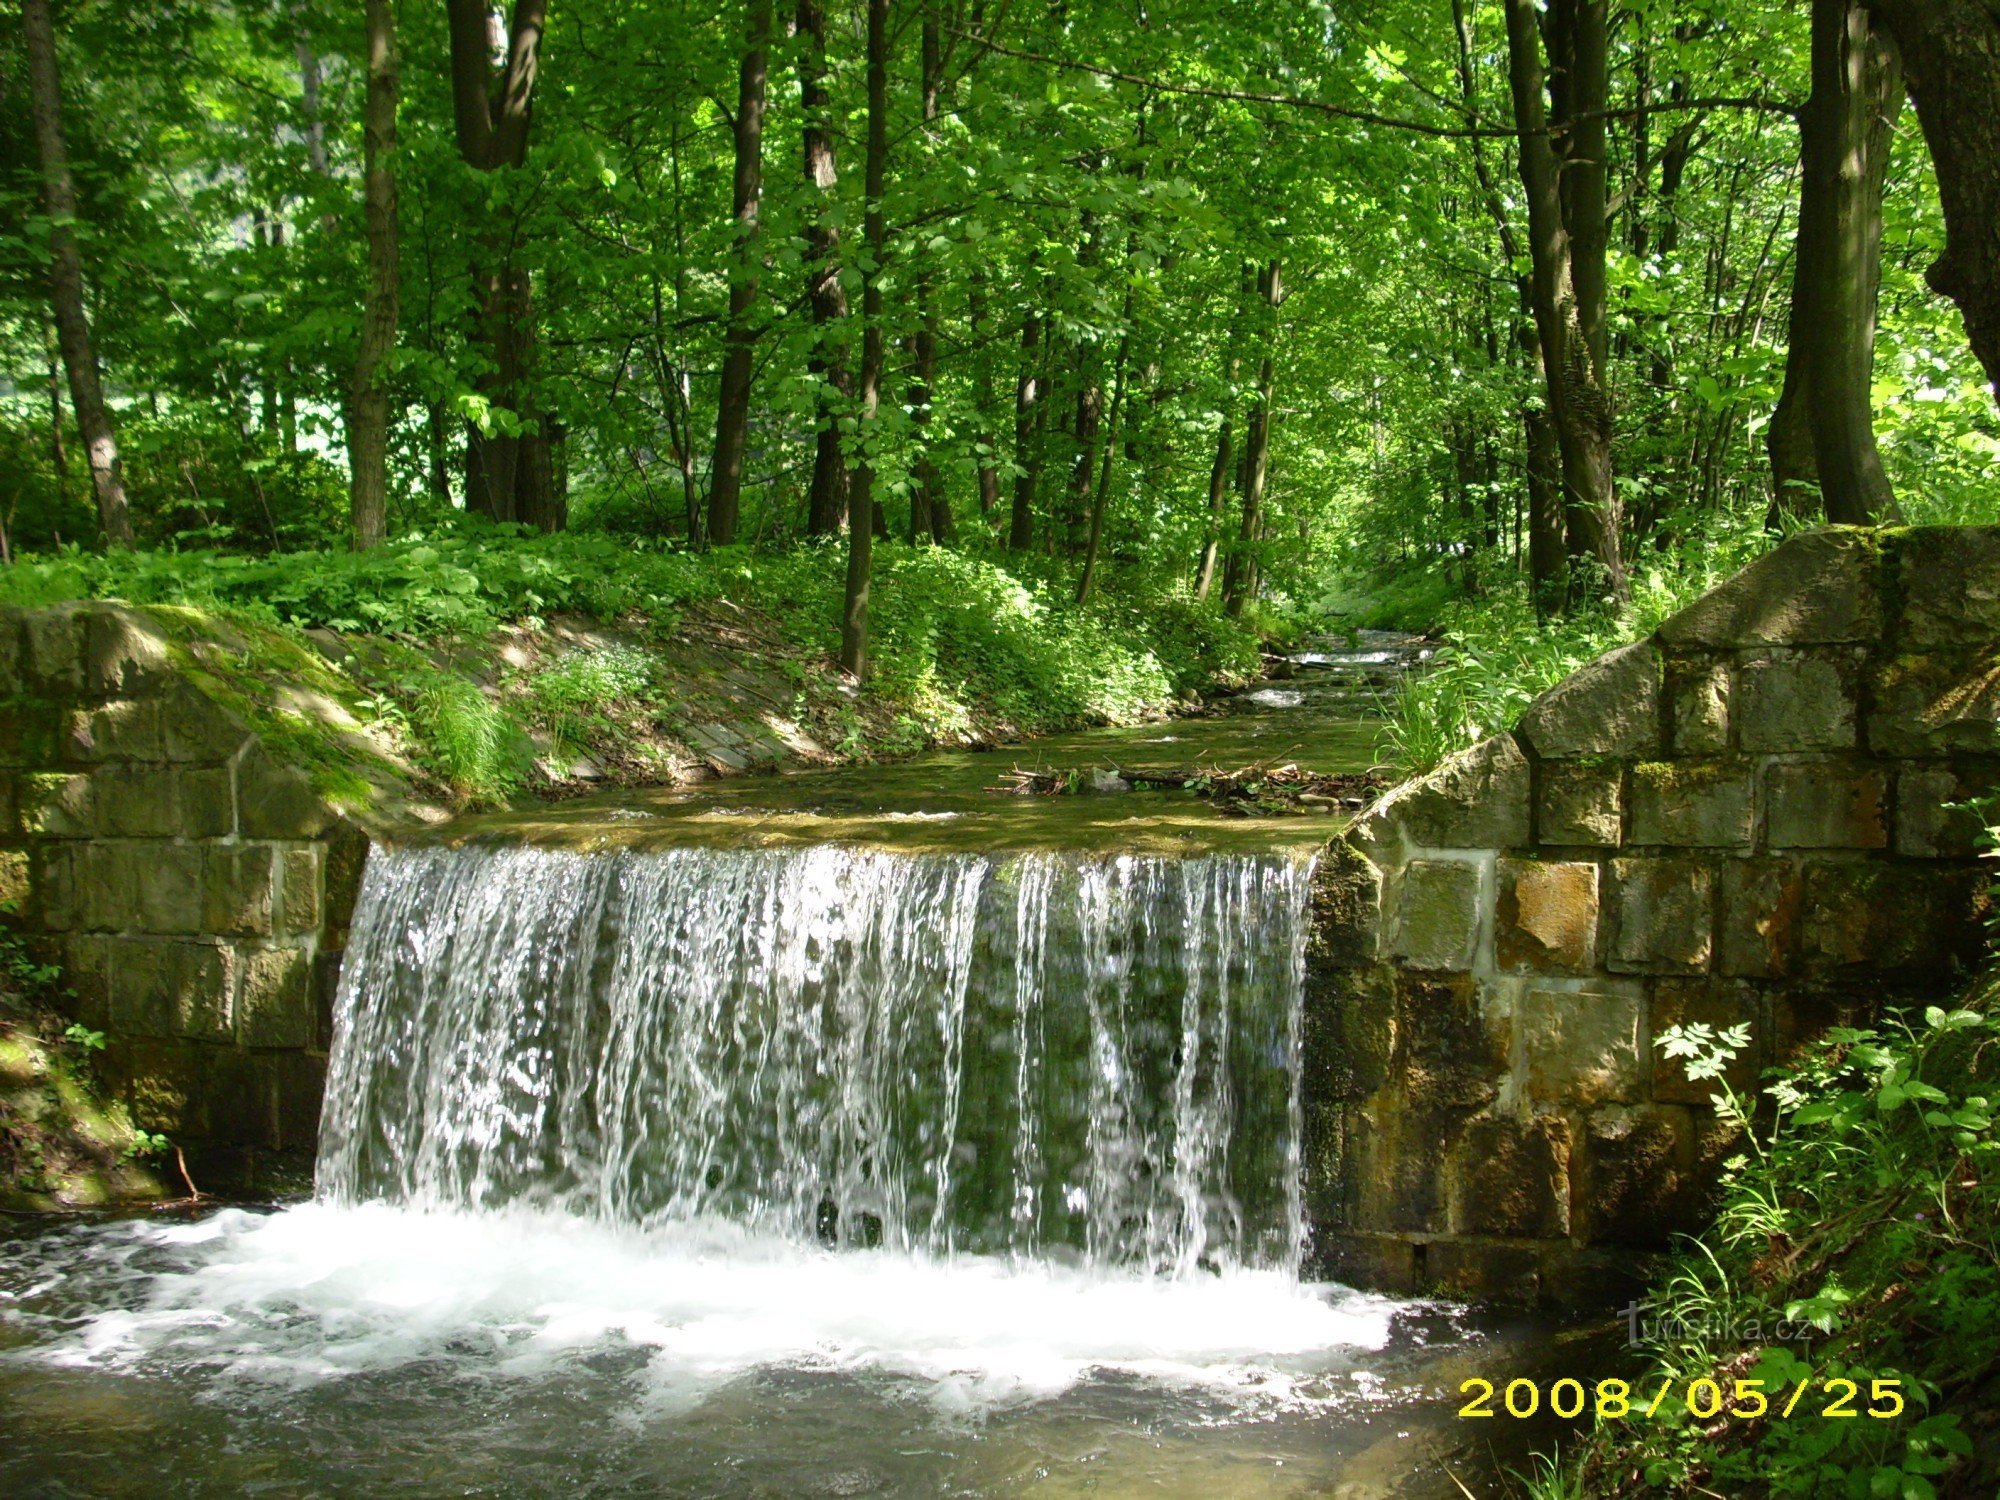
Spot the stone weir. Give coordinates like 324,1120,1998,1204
1304,526,2000,1305
0,603,440,1187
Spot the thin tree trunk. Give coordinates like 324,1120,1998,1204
1502,0,1624,605
1193,396,1236,603
969,270,1003,519
908,8,948,543
1223,260,1282,619
40,309,67,507
1008,306,1042,549
1075,317,1132,604
706,0,772,546
841,0,888,678
1862,0,2000,413
21,0,131,548
348,0,400,551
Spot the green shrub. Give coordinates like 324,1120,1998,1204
1538,998,1999,1499
521,647,655,753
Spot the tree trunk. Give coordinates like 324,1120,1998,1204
841,0,888,679
705,0,772,547
1008,307,1042,550
969,270,1003,519
1770,0,1904,525
348,0,399,552
907,8,948,544
1223,261,1282,619
1863,0,2000,412
22,0,133,549
1192,398,1236,603
1075,305,1133,604
798,0,853,538
447,0,556,529
1503,0,1625,605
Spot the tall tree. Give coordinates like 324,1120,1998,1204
447,0,562,530
1223,260,1282,618
1503,0,1626,603
798,0,853,538
705,0,773,546
1862,0,2000,412
1008,303,1043,550
1768,0,1904,525
349,0,401,551
21,0,133,549
840,0,890,677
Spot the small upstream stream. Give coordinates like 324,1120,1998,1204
0,631,1588,1499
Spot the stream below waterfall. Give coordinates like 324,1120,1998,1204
0,633,1589,1498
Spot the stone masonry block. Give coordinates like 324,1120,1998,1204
1717,857,1804,977
1392,971,1510,1109
277,845,323,936
236,744,333,839
1579,1105,1695,1244
203,845,279,938
1630,760,1754,848
1496,859,1599,975
1387,859,1483,971
1657,529,1884,647
59,934,114,1029
0,701,60,769
129,842,208,934
1352,734,1531,854
104,1037,205,1137
1649,979,1769,1104
1609,858,1713,974
178,768,235,838
1896,526,2000,648
0,846,27,908
1867,650,2000,757
1308,841,1383,968
83,607,174,697
19,603,86,693
108,937,235,1043
1735,651,1858,752
1518,639,1661,759
237,945,316,1048
1449,1113,1572,1238
1895,764,2000,859
1764,761,1887,849
1521,987,1645,1106
18,772,92,837
1801,862,1988,976
1667,654,1731,754
160,686,251,764
1537,760,1622,846
0,614,19,697
59,700,164,765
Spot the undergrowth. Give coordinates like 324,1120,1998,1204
1521,997,1999,1499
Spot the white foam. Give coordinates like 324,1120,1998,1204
17,1203,1402,1416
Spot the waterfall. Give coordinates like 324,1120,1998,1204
319,842,1317,1278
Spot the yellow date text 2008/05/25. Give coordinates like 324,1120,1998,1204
1457,1375,1906,1422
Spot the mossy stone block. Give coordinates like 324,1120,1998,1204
109,937,234,1043
1448,1112,1572,1238
1521,987,1645,1105
1867,650,2000,756
1536,760,1622,846
1735,651,1858,752
1630,760,1754,848
1353,733,1531,854
1717,857,1804,977
19,772,92,837
1764,760,1887,849
1608,857,1713,974
1895,525,2000,648
1657,529,1884,647
1518,639,1661,759
203,845,278,938
1667,653,1731,754
1387,858,1483,971
237,946,315,1048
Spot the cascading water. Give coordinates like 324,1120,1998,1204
318,842,1315,1278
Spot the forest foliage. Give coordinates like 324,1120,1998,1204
0,0,1991,686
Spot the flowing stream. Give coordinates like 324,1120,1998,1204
0,635,1571,1497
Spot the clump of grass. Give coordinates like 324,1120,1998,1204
407,672,530,800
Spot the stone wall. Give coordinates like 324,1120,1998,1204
1,603,383,1184
1304,527,2000,1306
